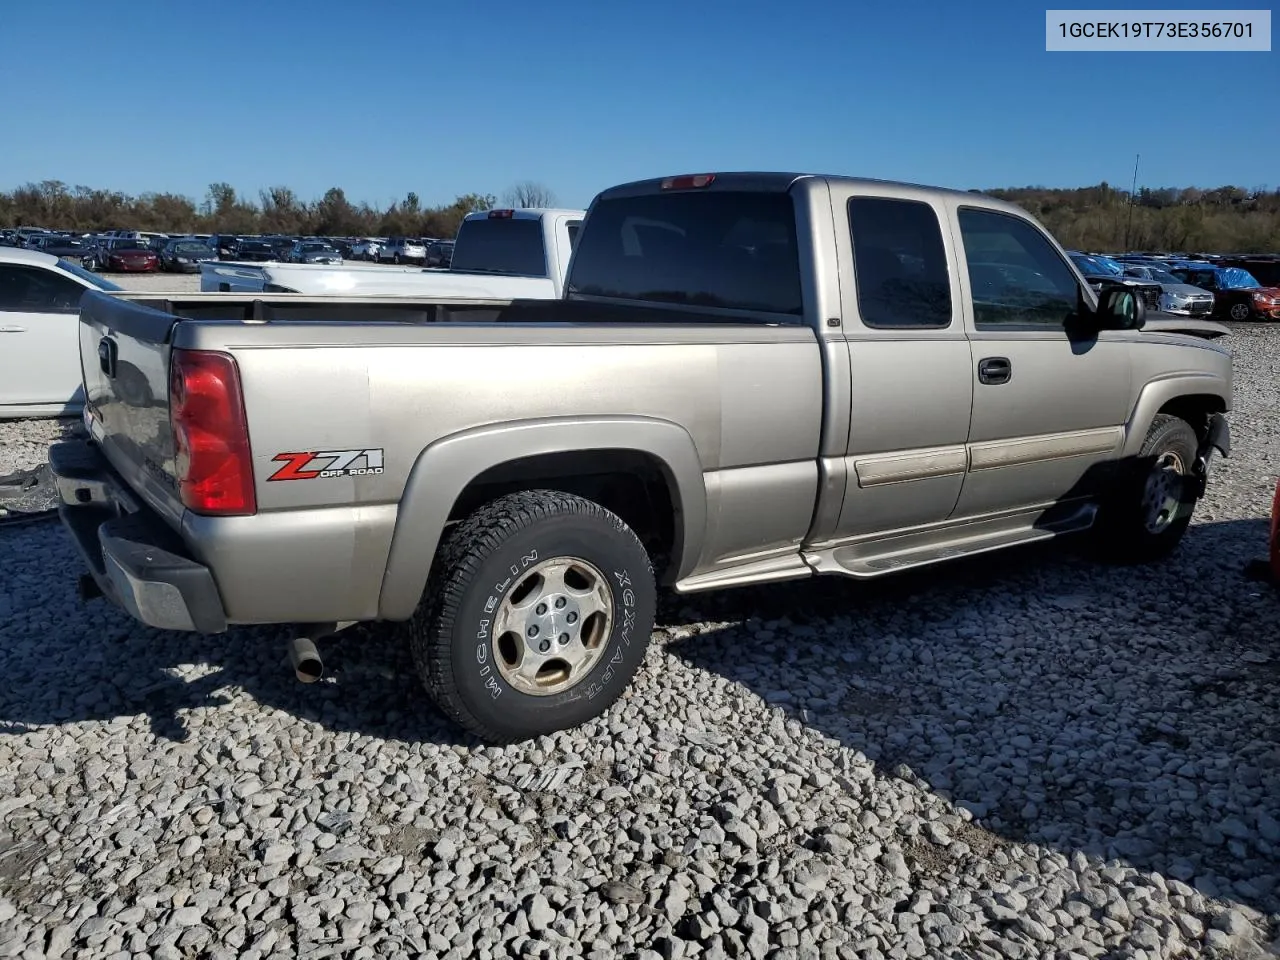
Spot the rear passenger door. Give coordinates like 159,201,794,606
0,264,88,411
829,188,974,539
948,205,1132,517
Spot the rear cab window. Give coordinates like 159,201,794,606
847,197,953,328
450,217,548,277
566,192,803,317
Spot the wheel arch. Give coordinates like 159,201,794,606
1122,376,1230,457
377,416,707,621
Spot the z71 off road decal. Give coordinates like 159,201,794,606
268,448,385,481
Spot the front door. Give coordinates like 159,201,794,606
948,205,1132,518
829,188,974,539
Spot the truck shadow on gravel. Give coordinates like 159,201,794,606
0,525,473,747
662,517,1280,920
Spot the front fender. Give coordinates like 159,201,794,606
1121,373,1231,457
377,416,708,621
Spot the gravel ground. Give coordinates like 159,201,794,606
109,272,203,294
0,325,1278,960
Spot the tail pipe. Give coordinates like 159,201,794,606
288,623,334,683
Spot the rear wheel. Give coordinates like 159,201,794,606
409,490,656,743
1093,414,1199,563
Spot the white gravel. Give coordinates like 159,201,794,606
106,271,204,294
0,325,1278,960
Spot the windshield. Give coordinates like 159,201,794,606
1147,267,1181,284
56,259,123,290
174,242,212,255
1071,254,1121,276
240,241,274,252
301,243,331,252
113,240,149,250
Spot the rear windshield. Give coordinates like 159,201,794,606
450,218,547,277
567,191,803,315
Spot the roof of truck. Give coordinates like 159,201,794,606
596,171,1001,203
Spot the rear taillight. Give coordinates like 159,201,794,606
169,349,256,516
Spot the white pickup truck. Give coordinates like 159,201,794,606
201,208,584,297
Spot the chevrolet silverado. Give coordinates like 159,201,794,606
50,171,1232,743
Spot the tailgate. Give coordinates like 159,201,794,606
79,290,186,526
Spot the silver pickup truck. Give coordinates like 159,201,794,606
50,171,1232,743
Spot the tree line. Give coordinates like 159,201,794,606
982,183,1280,253
2,177,1277,253
0,180,560,240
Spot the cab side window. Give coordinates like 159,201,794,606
0,265,87,313
848,197,953,328
957,208,1081,330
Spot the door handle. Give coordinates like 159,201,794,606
978,356,1011,385
0,325,27,333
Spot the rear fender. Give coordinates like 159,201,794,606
377,416,707,621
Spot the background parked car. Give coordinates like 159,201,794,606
86,238,159,273
351,238,383,261
377,236,427,264
425,239,454,267
288,240,343,265
1119,262,1216,317
159,238,218,272
1220,255,1280,288
232,239,282,262
27,234,94,259
1166,263,1280,321
1067,253,1163,313
210,235,241,259
0,246,123,418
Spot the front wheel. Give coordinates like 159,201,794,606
409,490,656,743
1093,414,1199,563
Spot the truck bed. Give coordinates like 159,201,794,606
73,288,825,626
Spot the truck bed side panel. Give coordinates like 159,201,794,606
186,322,823,623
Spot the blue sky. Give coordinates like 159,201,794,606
1,0,1275,210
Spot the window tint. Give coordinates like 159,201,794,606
848,197,952,328
0,265,87,312
450,218,548,277
567,191,802,316
958,208,1080,329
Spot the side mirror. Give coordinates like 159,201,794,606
1096,285,1145,330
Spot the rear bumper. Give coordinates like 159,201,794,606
48,439,228,634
